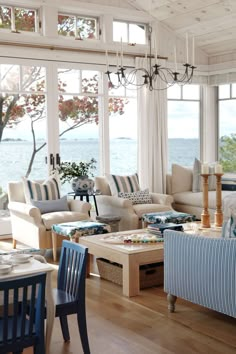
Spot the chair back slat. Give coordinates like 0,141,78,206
0,273,46,353
58,241,88,300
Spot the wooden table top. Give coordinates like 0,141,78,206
79,229,164,255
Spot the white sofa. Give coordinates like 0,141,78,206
166,164,235,219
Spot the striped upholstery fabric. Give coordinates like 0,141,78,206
22,176,60,204
164,230,236,318
106,173,140,196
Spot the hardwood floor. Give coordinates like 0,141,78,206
1,239,236,354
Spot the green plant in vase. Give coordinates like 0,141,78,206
56,158,97,192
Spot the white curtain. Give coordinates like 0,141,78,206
136,57,168,193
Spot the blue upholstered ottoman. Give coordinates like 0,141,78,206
142,211,196,227
51,220,111,261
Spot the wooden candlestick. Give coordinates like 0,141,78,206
201,174,211,228
214,173,223,227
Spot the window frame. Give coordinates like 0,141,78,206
113,19,147,44
167,84,202,169
58,12,99,40
0,4,40,34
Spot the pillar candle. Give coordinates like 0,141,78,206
215,163,223,174
201,163,209,174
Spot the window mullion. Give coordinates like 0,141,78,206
11,7,16,32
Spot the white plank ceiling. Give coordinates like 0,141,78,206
126,0,236,57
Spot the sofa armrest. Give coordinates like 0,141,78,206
67,200,91,214
8,201,42,224
150,193,174,206
96,195,135,215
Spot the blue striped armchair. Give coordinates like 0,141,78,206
164,230,236,318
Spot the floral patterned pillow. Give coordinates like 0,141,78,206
118,189,152,205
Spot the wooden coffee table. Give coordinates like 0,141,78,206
79,229,164,297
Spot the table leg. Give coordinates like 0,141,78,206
51,232,58,262
93,195,99,216
122,256,139,297
45,271,55,354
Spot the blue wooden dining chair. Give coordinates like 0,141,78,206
0,272,46,354
54,240,90,354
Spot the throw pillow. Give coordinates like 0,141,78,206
30,195,69,214
106,173,140,196
171,164,192,194
118,189,152,205
22,176,60,204
192,158,216,193
222,212,236,238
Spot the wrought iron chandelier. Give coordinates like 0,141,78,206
105,25,197,91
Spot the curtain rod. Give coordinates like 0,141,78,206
0,41,168,60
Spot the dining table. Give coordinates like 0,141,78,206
0,254,55,354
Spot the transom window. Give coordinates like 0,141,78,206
113,21,146,44
0,5,39,33
167,84,200,169
58,13,98,40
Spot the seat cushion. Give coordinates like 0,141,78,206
133,204,172,219
41,211,89,230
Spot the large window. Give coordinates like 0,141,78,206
167,84,200,170
57,68,100,193
0,63,47,191
113,21,146,44
108,73,137,174
58,13,98,39
218,83,236,173
0,5,39,33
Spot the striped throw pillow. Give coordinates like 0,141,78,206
22,176,60,204
106,173,140,196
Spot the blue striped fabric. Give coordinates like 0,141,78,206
106,173,140,196
22,176,60,204
164,230,236,318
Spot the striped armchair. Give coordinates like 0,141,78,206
164,230,236,318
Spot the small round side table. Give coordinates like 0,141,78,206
96,215,121,233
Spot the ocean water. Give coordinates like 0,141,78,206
0,138,199,192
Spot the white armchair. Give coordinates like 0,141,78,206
8,180,91,250
95,176,174,231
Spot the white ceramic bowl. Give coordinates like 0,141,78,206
10,254,32,264
0,264,13,274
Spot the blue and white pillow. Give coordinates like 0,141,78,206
22,176,60,204
118,189,152,205
106,173,140,196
